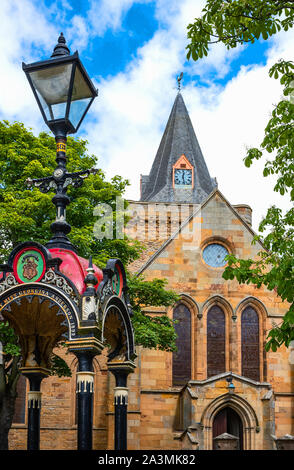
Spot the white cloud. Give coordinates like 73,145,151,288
87,0,144,36
65,15,90,52
0,0,292,234
0,0,58,129
84,0,219,177
186,63,288,229
83,0,293,231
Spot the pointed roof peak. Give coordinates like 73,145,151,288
140,91,217,203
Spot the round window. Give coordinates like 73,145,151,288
202,243,229,268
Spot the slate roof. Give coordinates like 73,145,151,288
140,92,217,203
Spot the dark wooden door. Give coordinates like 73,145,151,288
213,408,227,445
213,407,243,450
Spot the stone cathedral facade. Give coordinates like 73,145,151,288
9,92,293,450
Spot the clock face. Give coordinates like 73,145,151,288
53,168,64,179
174,169,192,186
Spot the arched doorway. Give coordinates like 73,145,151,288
213,407,243,449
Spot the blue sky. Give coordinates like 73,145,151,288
0,0,292,230
23,1,269,85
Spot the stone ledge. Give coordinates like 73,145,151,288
11,425,107,431
105,410,141,415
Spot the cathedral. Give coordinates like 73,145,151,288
9,90,293,450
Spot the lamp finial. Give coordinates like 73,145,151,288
51,32,70,58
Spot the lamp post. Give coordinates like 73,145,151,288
21,33,99,450
23,33,98,252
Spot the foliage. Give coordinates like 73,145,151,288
0,321,21,358
0,120,139,268
49,348,72,378
187,0,294,60
128,276,180,352
186,0,294,351
0,120,179,352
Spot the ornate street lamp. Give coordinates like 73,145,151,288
22,32,97,138
13,34,136,451
23,33,98,252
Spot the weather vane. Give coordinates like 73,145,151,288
177,72,183,91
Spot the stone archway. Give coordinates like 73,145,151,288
201,393,259,450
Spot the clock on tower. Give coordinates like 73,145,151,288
174,169,192,185
173,154,194,188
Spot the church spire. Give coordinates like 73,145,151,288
140,91,217,203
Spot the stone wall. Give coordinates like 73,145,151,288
8,190,293,450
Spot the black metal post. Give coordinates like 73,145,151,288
27,132,97,254
75,351,95,450
110,368,131,450
46,135,74,252
25,373,44,450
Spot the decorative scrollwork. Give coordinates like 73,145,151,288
100,279,114,306
27,167,98,193
26,177,57,194
41,268,79,305
0,273,18,293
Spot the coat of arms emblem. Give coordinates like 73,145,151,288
22,255,39,280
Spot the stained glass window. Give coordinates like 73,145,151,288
202,243,229,268
207,305,226,378
172,303,191,385
241,306,260,381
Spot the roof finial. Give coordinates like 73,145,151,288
88,255,93,270
51,32,70,58
177,72,183,91
84,255,97,286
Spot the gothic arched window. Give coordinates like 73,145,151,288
207,305,226,378
172,303,191,385
241,306,260,381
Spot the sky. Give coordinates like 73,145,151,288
0,0,293,231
